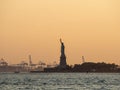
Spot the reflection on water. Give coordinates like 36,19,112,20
0,73,120,90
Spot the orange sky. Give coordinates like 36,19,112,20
0,0,120,65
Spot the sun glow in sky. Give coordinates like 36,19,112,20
0,0,120,65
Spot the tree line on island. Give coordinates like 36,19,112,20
44,62,120,72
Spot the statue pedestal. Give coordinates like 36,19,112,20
60,54,67,68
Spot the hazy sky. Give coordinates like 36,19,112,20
0,0,120,65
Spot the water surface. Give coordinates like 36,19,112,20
0,73,120,90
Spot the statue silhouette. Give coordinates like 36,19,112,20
60,38,65,55
59,38,67,68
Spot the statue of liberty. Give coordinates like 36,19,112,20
60,38,65,55
59,38,67,68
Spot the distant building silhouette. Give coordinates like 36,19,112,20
29,55,32,66
59,39,67,68
0,58,8,66
82,56,85,63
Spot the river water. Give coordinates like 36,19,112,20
0,73,120,90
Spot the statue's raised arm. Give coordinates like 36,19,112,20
60,38,62,44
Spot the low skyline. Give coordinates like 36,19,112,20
0,0,120,65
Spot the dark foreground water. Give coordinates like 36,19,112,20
0,73,120,90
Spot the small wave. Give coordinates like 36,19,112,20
58,87,74,90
